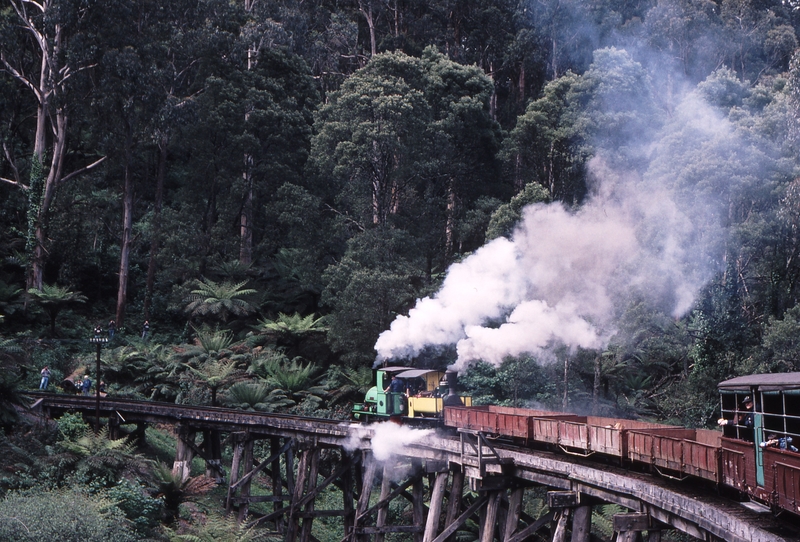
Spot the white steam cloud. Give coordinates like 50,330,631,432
343,422,434,462
376,89,735,372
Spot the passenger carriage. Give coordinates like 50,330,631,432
719,373,800,512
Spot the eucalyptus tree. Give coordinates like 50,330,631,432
310,48,502,365
0,0,107,290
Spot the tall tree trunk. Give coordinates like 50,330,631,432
240,165,254,265
562,354,569,411
144,135,168,320
592,354,601,415
358,0,377,57
116,150,134,327
445,178,456,259
240,0,256,265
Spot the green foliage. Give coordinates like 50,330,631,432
748,303,800,373
459,358,557,408
184,279,257,324
259,312,327,335
224,381,294,411
27,284,87,336
321,228,423,366
458,361,506,406
195,327,234,354
58,426,146,489
323,365,374,405
0,370,28,428
165,509,266,542
0,487,138,542
106,478,164,535
250,356,326,409
0,281,24,319
183,358,242,406
25,154,44,256
592,504,627,539
57,412,91,441
486,183,551,241
151,462,217,520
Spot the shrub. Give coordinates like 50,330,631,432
106,478,164,535
0,487,138,541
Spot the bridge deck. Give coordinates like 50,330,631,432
27,392,800,542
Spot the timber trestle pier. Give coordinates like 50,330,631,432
27,393,797,542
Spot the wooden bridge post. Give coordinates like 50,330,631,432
413,459,425,542
442,468,464,542
204,429,223,483
108,413,120,440
354,451,378,542
286,446,310,542
570,505,591,542
423,470,450,542
237,438,255,522
502,487,524,542
270,437,285,533
479,491,502,542
551,508,572,542
298,447,321,542
375,465,394,542
342,451,356,539
131,421,147,446
172,423,196,483
226,432,246,513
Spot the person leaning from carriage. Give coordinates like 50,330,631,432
718,395,755,441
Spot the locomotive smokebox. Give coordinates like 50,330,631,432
443,370,463,406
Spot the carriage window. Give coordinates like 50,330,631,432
783,391,800,439
762,392,783,415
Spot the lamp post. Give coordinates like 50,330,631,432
89,327,108,432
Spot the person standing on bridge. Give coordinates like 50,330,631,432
39,366,51,390
81,375,92,396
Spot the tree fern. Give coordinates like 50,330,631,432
152,461,217,521
225,381,294,411
183,359,242,406
258,312,327,335
27,283,87,335
184,278,256,323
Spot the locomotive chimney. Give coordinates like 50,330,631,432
443,370,463,406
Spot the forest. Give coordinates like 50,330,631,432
3,0,800,539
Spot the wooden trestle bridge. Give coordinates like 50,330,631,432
27,393,797,542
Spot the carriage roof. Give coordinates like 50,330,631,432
719,372,800,392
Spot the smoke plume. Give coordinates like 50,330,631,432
375,82,738,372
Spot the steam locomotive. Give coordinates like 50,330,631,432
355,368,800,517
352,367,472,423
